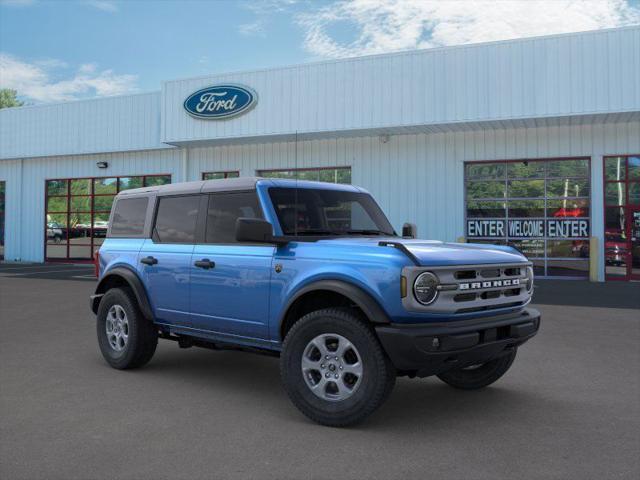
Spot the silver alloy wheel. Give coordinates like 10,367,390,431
105,304,129,352
301,333,363,402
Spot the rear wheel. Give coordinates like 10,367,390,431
280,308,395,427
96,287,158,369
436,348,517,390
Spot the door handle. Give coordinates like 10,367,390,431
194,259,215,269
140,256,158,266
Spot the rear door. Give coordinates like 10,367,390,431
190,191,274,340
139,194,203,327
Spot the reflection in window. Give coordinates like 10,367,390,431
546,179,590,198
94,178,118,194
466,201,506,218
507,161,545,179
604,157,626,181
508,200,545,218
629,183,640,205
547,199,589,218
605,207,625,233
507,180,545,198
466,181,505,199
465,158,591,278
202,171,240,180
119,177,144,191
605,183,625,206
144,175,171,187
259,167,351,184
547,240,589,258
547,159,589,178
465,163,506,180
509,239,544,258
45,175,171,260
629,156,640,180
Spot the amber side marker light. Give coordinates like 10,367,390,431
94,250,100,278
400,276,407,298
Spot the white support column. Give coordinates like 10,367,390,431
181,148,189,182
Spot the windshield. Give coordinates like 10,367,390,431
268,187,395,237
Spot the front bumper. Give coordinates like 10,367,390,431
375,308,540,378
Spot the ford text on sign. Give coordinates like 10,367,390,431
467,219,589,238
184,84,257,119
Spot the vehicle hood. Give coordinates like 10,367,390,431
316,237,528,266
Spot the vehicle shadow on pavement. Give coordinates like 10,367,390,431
116,344,557,431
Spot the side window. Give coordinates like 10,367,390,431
110,197,148,236
154,195,200,243
206,192,262,243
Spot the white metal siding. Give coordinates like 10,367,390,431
1,123,638,280
162,27,640,144
0,149,182,262
0,92,168,160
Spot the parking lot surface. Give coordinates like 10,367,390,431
1,264,639,480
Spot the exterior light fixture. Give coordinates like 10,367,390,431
96,162,108,169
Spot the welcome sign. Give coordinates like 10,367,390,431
467,219,590,239
184,84,257,119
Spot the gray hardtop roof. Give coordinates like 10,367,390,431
117,176,262,197
116,177,362,198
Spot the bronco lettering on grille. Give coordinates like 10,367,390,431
459,279,520,290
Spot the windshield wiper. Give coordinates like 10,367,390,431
291,229,393,237
345,229,389,236
294,229,343,236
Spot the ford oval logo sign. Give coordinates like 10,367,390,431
183,84,257,119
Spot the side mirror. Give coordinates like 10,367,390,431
236,218,284,244
402,222,417,239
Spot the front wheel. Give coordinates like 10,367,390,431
280,308,396,427
436,348,517,390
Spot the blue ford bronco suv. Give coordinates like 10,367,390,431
91,177,540,426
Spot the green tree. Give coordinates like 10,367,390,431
0,89,24,109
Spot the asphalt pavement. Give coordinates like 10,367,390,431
0,264,638,480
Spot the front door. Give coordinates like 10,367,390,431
189,191,274,341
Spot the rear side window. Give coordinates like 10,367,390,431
206,192,262,243
110,197,148,236
154,195,200,243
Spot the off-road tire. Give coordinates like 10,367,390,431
280,308,396,427
436,348,517,390
96,287,158,369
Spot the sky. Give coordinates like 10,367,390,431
1,0,639,104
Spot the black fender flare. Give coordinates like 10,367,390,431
92,267,154,320
280,279,391,328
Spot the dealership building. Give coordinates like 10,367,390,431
1,26,639,281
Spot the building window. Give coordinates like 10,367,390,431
258,167,351,184
465,158,591,278
0,181,5,260
603,155,640,280
202,171,240,180
45,174,170,261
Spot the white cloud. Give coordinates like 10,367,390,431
297,0,640,59
83,0,118,13
238,19,266,36
0,53,138,103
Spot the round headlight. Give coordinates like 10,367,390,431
525,266,534,293
413,272,439,305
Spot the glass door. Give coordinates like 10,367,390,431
604,155,640,281
631,207,640,280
